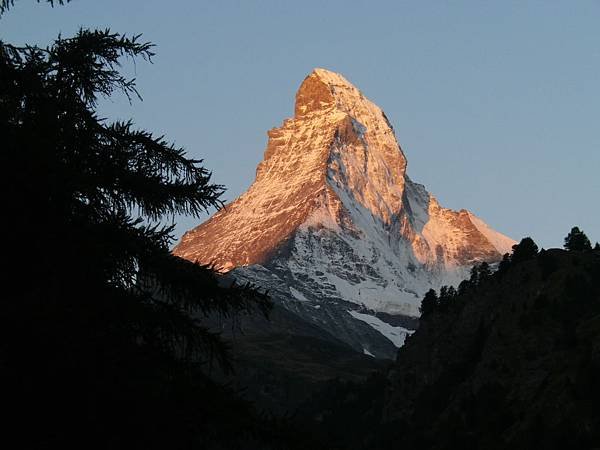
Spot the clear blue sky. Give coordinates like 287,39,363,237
2,1,599,249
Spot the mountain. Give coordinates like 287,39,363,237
174,68,514,358
297,247,600,450
207,301,388,416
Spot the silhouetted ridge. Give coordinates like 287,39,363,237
297,234,600,450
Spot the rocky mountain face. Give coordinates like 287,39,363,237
174,68,514,358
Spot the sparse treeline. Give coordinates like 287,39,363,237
420,227,597,317
301,227,600,449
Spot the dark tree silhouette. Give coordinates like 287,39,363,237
0,0,68,14
420,289,439,316
469,264,480,284
438,285,456,310
511,237,539,264
469,261,492,286
595,242,600,251
564,226,592,252
496,252,511,276
1,25,271,450
477,262,492,279
537,249,558,280
458,279,471,295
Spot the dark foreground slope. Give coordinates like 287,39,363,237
298,247,600,450
209,303,388,415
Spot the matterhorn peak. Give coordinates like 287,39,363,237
174,69,514,319
294,68,364,117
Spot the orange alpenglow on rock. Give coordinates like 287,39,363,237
174,68,514,317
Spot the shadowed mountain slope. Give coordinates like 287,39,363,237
298,247,600,450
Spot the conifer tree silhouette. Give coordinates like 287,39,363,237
564,226,592,252
0,0,68,14
511,237,539,264
1,14,272,450
420,289,439,316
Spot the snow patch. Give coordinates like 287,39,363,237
289,286,309,302
348,310,414,348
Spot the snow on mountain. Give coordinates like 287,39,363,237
174,68,515,356
348,310,414,348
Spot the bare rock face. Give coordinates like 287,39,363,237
174,69,514,356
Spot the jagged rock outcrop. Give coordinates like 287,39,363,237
174,68,514,356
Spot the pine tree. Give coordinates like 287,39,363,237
538,249,558,280
477,262,492,281
468,262,492,286
469,264,480,285
458,279,471,296
1,25,271,450
594,242,600,251
439,285,457,311
497,252,512,276
420,289,439,316
564,226,592,252
0,0,68,14
511,237,539,264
